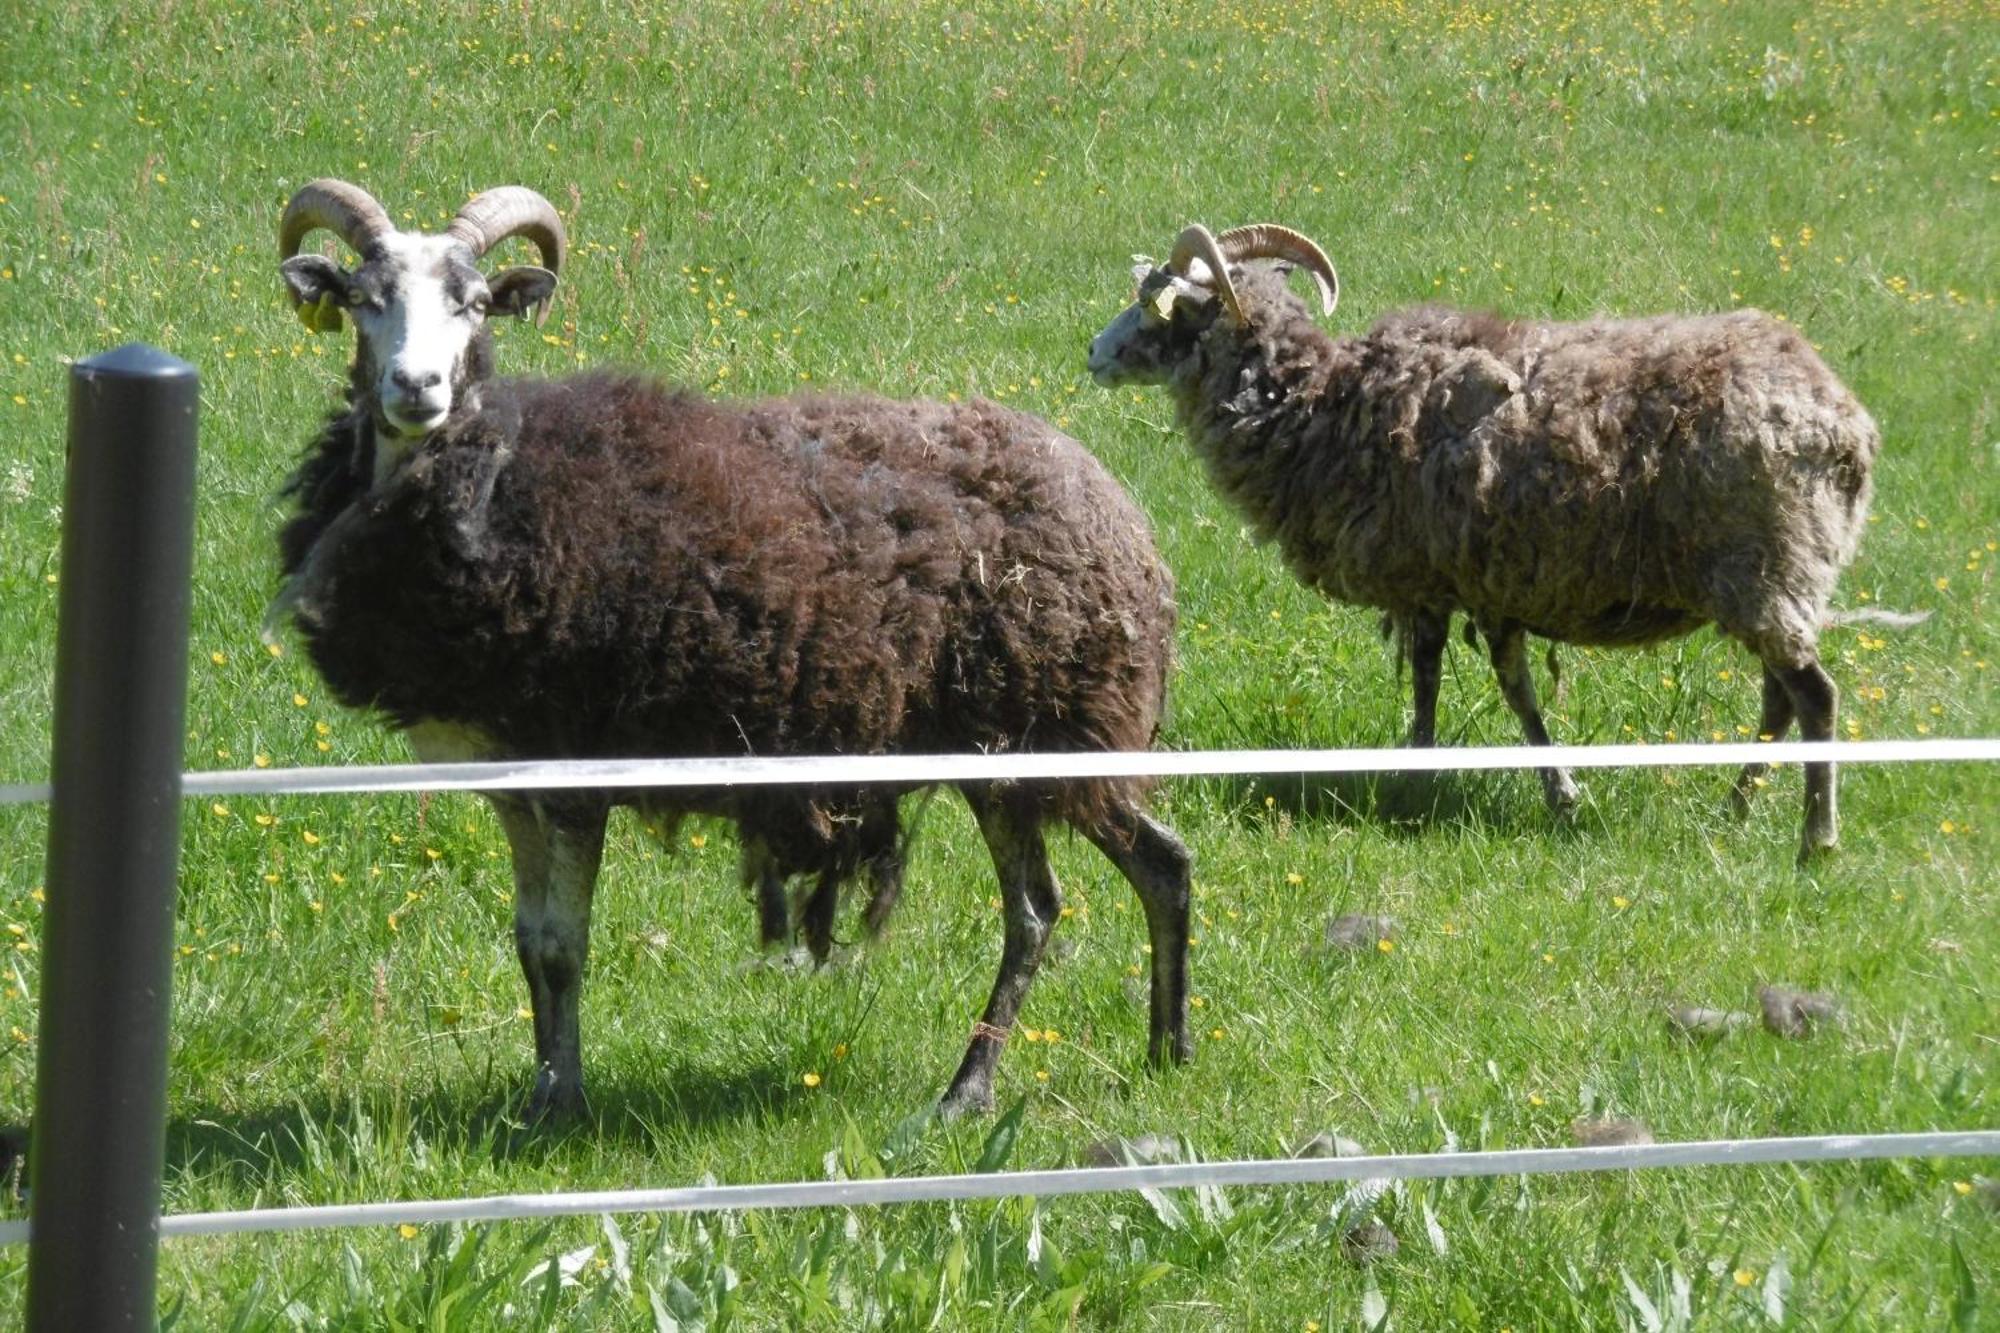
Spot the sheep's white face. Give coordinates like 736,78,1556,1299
281,233,557,440
1086,262,1223,387
354,234,489,436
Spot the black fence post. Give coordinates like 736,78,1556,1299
26,345,199,1329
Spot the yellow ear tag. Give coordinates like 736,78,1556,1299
297,292,344,334
1150,286,1177,319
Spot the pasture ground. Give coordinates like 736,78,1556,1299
0,0,1994,1326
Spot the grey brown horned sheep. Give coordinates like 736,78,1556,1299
1088,222,1881,862
273,179,1193,1120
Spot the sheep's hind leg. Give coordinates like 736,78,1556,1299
859,844,906,937
1407,609,1451,748
1083,800,1193,1069
1775,659,1839,860
494,794,609,1121
1486,622,1580,816
741,837,791,951
796,794,909,957
1729,667,1797,818
940,789,1061,1118
800,866,841,964
859,791,912,937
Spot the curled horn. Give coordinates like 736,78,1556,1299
446,187,567,276
278,179,393,262
1167,224,1243,325
1216,223,1340,317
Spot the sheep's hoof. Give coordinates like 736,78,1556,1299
1542,771,1582,822
862,882,904,936
938,1079,995,1121
1795,833,1838,866
522,1070,588,1124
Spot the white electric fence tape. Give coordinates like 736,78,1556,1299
2,737,1997,807
0,1131,1991,1245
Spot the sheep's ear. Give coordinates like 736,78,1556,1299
280,255,351,333
1163,274,1215,317
489,266,559,325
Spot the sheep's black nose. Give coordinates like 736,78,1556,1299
391,368,444,394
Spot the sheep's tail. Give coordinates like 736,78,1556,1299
1822,607,1932,630
260,582,302,647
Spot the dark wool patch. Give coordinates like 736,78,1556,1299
279,377,1176,871
1172,265,1878,667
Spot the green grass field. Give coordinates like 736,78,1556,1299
2,0,1995,1325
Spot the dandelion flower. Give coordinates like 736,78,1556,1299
802,1071,822,1088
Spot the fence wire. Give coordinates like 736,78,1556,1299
0,1131,1994,1245
3,737,1996,807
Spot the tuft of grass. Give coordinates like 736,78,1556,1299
0,0,1994,1325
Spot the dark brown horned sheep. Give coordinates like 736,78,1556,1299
272,180,1192,1119
1089,223,1882,862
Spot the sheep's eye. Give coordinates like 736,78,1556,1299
467,293,490,316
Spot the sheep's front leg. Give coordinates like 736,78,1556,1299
1407,609,1451,748
1085,801,1193,1068
1730,667,1798,818
492,794,609,1120
1775,659,1839,860
1485,622,1580,815
940,791,1060,1118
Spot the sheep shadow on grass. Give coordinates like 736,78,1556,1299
156,1056,805,1191
1198,766,1591,844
